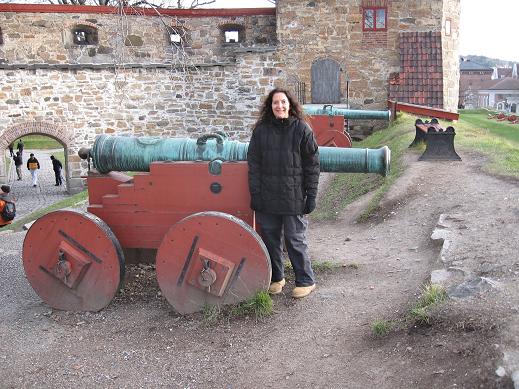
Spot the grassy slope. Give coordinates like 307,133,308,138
313,113,417,221
456,111,519,177
314,110,519,221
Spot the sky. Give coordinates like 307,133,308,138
202,0,519,63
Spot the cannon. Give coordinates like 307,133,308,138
22,134,391,314
304,105,391,148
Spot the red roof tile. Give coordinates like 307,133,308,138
388,32,444,108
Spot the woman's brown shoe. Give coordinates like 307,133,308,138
292,284,316,298
268,279,286,295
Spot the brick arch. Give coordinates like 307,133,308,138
0,121,72,150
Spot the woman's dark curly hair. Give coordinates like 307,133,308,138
256,88,305,125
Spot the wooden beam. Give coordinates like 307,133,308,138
387,100,459,121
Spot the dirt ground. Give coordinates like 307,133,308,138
1,147,519,388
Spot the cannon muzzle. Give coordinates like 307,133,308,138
304,104,391,121
81,134,391,176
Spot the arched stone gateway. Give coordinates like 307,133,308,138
0,121,82,194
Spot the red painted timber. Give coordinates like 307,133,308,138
0,3,275,17
388,100,459,121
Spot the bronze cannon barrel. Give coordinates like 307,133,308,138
81,134,391,176
303,104,391,121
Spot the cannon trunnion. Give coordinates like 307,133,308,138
22,134,391,314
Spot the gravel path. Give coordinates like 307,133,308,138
3,148,70,220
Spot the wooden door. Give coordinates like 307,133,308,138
311,59,341,104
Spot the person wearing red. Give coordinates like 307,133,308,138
0,185,16,228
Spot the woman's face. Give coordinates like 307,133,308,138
272,92,290,119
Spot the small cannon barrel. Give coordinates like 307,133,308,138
304,104,391,121
84,134,391,176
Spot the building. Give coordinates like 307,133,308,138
458,58,493,108
0,1,460,191
459,59,518,110
478,77,519,113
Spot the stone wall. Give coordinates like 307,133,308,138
275,0,459,111
0,8,278,190
441,0,461,112
0,9,276,65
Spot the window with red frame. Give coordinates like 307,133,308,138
363,7,387,31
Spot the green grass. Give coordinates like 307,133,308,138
456,111,519,177
458,110,519,144
371,283,447,336
372,319,393,337
416,283,448,308
312,260,342,272
202,304,221,325
7,190,88,232
229,290,273,319
313,113,415,221
13,135,62,150
407,283,447,325
284,259,344,273
409,306,430,325
200,291,274,323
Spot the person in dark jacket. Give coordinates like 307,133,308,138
8,143,14,158
27,153,40,188
13,151,23,180
17,139,24,156
247,88,320,299
50,155,63,186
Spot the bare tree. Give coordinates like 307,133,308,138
49,0,216,7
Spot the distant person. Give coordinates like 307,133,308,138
13,151,23,181
0,185,16,228
50,155,63,186
17,139,24,156
8,143,14,158
27,153,40,188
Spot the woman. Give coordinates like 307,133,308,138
247,88,320,299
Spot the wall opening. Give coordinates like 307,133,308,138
220,24,244,44
166,26,189,47
71,25,99,46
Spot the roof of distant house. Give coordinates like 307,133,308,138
479,77,519,91
459,59,493,71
